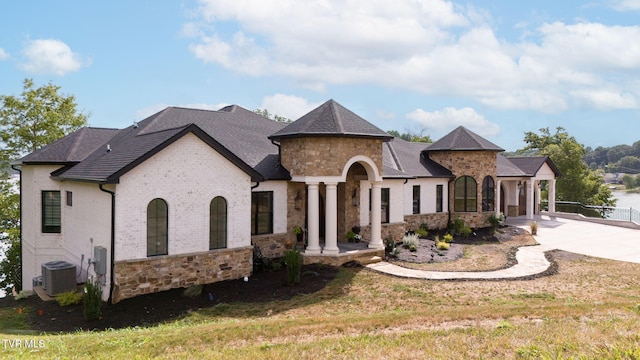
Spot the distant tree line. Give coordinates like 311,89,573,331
584,141,640,174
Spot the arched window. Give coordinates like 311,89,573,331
210,196,227,250
482,176,495,212
147,198,168,256
454,176,477,212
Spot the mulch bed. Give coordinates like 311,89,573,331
0,264,339,333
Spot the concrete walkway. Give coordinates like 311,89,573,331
366,214,640,279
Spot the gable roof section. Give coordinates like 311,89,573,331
427,126,504,152
17,127,120,164
269,99,393,141
496,155,526,177
382,138,454,178
50,106,290,183
506,156,561,177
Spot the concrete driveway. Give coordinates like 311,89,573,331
506,214,640,264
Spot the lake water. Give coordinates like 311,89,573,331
612,191,640,210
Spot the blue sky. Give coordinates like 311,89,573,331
1,0,640,152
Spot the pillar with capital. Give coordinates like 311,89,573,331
305,182,321,254
323,182,339,254
369,181,384,249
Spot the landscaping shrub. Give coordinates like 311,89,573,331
415,228,428,238
56,290,82,306
436,241,450,250
285,249,302,284
443,233,454,243
83,280,103,321
450,217,466,236
530,221,539,235
488,212,505,233
384,237,395,253
402,233,419,249
183,285,203,298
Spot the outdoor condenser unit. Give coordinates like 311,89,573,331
41,261,76,296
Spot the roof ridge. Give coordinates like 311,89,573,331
329,99,344,133
386,141,404,172
63,127,86,161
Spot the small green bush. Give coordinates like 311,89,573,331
451,217,466,235
415,228,428,238
443,233,454,243
83,280,103,321
488,212,505,232
56,290,82,306
436,242,450,250
183,285,203,298
409,244,417,252
461,225,472,238
285,249,302,284
272,260,282,271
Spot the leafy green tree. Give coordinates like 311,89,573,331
622,174,637,190
0,79,89,292
387,129,432,143
253,108,292,123
523,127,616,206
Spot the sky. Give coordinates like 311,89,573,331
1,0,640,152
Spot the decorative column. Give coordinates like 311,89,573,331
323,182,339,254
549,179,556,213
526,181,535,219
496,180,502,214
306,182,321,254
369,181,384,249
535,181,541,214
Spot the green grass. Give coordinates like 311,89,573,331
3,254,640,358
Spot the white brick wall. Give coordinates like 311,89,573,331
251,180,288,234
114,133,252,261
21,165,112,293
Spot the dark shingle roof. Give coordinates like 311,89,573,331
496,155,526,177
269,99,392,141
382,138,453,178
35,106,290,183
506,156,561,177
18,127,120,164
427,126,504,152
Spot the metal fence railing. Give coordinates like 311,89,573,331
552,201,640,224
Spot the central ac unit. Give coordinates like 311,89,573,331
41,261,76,296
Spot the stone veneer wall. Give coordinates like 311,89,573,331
360,222,406,242
279,137,383,177
428,150,498,228
112,246,252,303
252,233,290,258
404,213,449,231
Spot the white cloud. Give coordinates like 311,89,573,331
570,88,638,110
407,107,500,137
186,0,640,113
0,48,9,60
609,0,640,11
260,94,320,120
20,39,87,75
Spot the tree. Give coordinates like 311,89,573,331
622,174,637,190
253,108,292,123
523,127,616,206
387,129,432,143
0,79,89,293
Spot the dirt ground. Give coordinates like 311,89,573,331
0,225,538,333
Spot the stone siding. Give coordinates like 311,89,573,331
252,233,290,258
404,213,449,231
280,137,383,177
112,246,252,303
360,222,406,242
428,150,498,228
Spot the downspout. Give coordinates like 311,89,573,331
251,182,260,190
99,184,116,304
10,165,22,292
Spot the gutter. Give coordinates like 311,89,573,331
10,165,22,292
98,184,116,304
